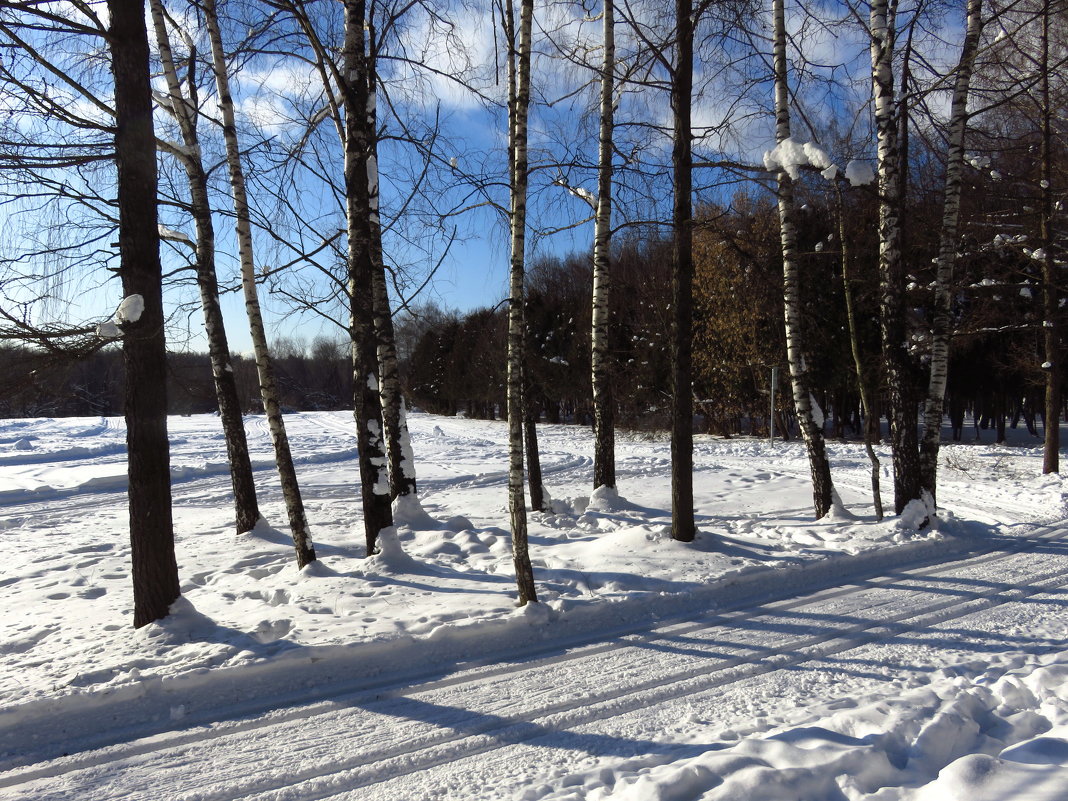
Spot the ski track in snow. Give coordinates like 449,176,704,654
4,533,1068,800
1,412,1067,800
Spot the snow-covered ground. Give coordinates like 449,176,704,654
1,411,1067,799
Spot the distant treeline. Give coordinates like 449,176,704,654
2,191,1063,439
403,193,1063,442
0,337,351,418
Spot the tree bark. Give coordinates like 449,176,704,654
1040,0,1060,474
365,31,417,501
149,0,259,535
343,0,393,554
591,0,616,492
109,0,180,628
871,0,922,514
506,0,538,604
920,0,983,502
202,0,315,566
525,406,546,512
839,186,884,521
670,0,696,542
773,0,835,519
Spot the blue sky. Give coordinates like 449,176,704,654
0,0,976,357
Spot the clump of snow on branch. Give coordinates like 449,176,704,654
96,294,145,339
554,177,596,208
802,142,831,169
844,160,876,187
763,139,834,180
763,138,805,179
96,321,121,339
115,295,144,324
158,224,194,248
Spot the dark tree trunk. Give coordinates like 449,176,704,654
591,0,616,492
670,0,696,542
525,408,546,512
1040,0,1060,474
840,189,883,520
109,0,180,627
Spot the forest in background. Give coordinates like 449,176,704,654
3,159,1058,444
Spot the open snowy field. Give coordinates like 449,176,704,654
2,411,1068,799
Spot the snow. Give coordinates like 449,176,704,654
802,142,831,169
113,294,144,324
96,295,146,338
157,224,193,246
763,139,833,180
95,321,121,339
2,411,1068,799
845,160,876,186
763,138,807,179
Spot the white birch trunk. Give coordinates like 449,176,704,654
506,0,538,605
343,0,393,554
202,0,315,566
920,0,983,502
773,0,835,519
149,0,260,535
1039,0,1060,475
364,49,418,502
871,0,922,514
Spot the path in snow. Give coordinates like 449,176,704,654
4,526,1067,800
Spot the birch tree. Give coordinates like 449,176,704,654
201,0,316,566
771,0,835,518
838,185,884,520
148,0,260,536
919,0,984,502
366,19,418,505
505,0,539,605
343,0,394,554
871,0,923,515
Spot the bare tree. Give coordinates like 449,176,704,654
109,0,181,627
838,184,884,520
670,0,696,542
366,24,418,504
591,0,617,492
201,0,316,566
871,0,922,515
771,0,835,518
920,0,984,502
343,0,394,554
149,0,260,535
1038,0,1060,474
505,0,539,605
